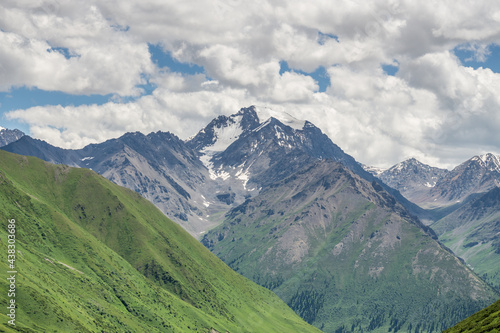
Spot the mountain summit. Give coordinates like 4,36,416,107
188,105,370,189
0,127,25,147
376,158,449,204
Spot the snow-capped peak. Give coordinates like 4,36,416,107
478,153,500,163
252,106,306,130
472,153,500,171
0,126,5,131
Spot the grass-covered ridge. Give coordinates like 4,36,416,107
0,150,320,332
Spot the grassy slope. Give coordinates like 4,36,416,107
0,150,319,333
444,299,500,333
203,162,499,333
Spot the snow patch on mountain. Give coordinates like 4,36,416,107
361,164,386,176
253,106,305,130
201,195,211,207
235,167,250,189
0,126,5,131
200,154,231,180
198,114,245,179
204,117,244,154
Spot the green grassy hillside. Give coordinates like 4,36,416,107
0,150,320,332
203,161,499,333
444,299,500,332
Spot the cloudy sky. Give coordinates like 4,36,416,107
1,0,500,169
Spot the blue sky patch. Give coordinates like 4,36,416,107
0,88,114,133
317,31,339,45
149,43,205,75
279,61,330,92
454,43,500,73
47,47,80,60
382,63,399,76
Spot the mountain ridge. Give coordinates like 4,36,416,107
2,106,424,235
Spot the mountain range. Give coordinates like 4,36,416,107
2,106,420,237
0,149,319,332
374,158,449,206
366,154,500,294
432,187,500,291
202,159,497,332
371,154,500,211
2,105,499,332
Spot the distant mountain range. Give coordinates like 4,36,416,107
367,154,500,210
0,149,319,332
2,106,499,332
374,158,449,205
366,154,500,295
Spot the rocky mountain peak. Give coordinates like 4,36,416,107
389,158,429,173
187,107,262,153
0,128,25,147
376,157,448,205
470,153,500,172
188,106,309,155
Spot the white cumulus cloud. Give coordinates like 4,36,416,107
3,0,500,168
